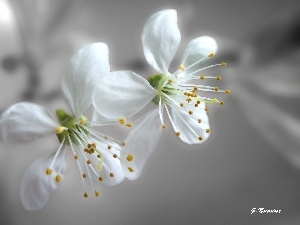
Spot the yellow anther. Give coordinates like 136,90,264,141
87,160,92,165
220,101,224,105
213,98,219,103
84,193,88,198
195,104,198,107
110,173,114,177
162,124,167,129
176,132,181,137
193,86,198,91
55,175,61,183
197,100,201,104
221,62,227,66
99,176,103,182
206,129,210,133
186,98,192,103
87,144,92,148
225,89,231,94
126,154,134,162
74,155,78,160
95,191,100,197
55,126,67,134
108,145,112,150
113,154,118,158
214,87,219,92
83,173,87,178
125,123,133,128
208,52,215,57
188,110,193,115
121,142,126,146
80,116,87,125
198,136,203,141
128,167,135,172
179,64,186,71
200,75,205,80
217,76,222,80
119,118,126,125
168,79,173,83
198,119,202,123
205,107,209,111
180,103,184,107
46,168,52,175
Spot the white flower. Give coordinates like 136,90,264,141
92,9,230,180
0,43,126,211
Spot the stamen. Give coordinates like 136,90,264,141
158,97,165,126
176,132,181,137
198,136,203,141
119,118,126,125
46,168,52,175
208,52,215,57
99,176,103,182
179,64,186,71
126,154,134,162
95,191,100,197
55,126,67,134
49,137,65,171
80,116,87,125
84,193,88,198
206,129,210,133
217,76,222,80
162,124,167,129
225,90,231,94
128,167,134,172
221,62,227,66
110,173,114,177
55,175,62,183
67,134,88,196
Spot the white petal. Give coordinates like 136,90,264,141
120,109,162,180
93,70,157,119
78,141,124,187
20,148,68,211
142,9,181,73
180,36,218,77
170,103,210,144
0,102,57,143
62,42,110,117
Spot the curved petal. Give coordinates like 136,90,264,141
170,102,210,144
20,148,68,211
179,36,218,78
93,70,157,119
62,42,110,117
0,102,57,143
120,108,162,180
77,141,124,187
142,9,181,74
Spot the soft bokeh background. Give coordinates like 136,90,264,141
1,0,300,224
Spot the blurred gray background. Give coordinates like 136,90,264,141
1,0,300,224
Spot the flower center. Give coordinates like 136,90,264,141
148,73,175,104
55,109,88,145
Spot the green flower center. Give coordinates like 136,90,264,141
56,109,88,145
148,73,175,104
